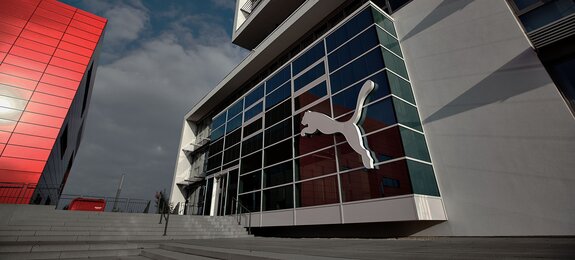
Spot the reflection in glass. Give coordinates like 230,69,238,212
241,133,262,156
330,47,385,94
296,175,339,207
240,151,261,174
265,118,292,146
266,82,291,109
245,84,264,106
264,161,293,188
266,66,291,94
244,102,263,122
294,134,334,157
243,118,262,138
294,62,325,92
239,171,261,193
293,43,325,76
239,191,261,212
294,82,327,111
263,185,293,211
264,139,293,166
340,160,412,202
266,99,291,127
295,147,337,180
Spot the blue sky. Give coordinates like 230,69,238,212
58,0,248,201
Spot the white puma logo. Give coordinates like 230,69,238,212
301,80,376,169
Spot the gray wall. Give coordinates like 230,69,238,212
394,0,575,236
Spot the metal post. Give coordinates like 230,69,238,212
112,174,125,212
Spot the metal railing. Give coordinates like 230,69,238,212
240,0,262,15
57,194,151,213
157,192,170,236
0,182,37,204
232,197,251,235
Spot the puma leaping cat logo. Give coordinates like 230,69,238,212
301,80,375,169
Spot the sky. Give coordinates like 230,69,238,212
58,0,248,201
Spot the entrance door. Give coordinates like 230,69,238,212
209,168,239,216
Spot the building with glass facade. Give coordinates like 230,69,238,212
0,0,106,205
171,0,575,237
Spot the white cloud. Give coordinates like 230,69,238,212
64,18,248,199
211,0,236,10
102,6,149,46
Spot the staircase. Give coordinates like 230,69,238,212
0,204,251,259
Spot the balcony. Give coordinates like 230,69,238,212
233,0,307,49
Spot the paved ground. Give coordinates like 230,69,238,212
176,237,575,259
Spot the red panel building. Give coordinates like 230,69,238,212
0,0,106,204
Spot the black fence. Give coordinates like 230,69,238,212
56,194,151,213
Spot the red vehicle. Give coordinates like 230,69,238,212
68,198,106,212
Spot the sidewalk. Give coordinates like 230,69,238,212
172,237,575,259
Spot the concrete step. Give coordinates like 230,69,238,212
0,241,159,253
0,227,246,233
0,234,252,242
0,248,148,259
140,248,216,260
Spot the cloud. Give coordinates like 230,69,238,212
63,16,248,201
211,0,236,10
102,6,149,46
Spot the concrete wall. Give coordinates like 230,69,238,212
393,0,575,236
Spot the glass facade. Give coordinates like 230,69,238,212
202,5,439,214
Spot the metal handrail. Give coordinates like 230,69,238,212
232,197,252,235
157,193,170,236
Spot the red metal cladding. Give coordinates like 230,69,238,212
0,0,106,204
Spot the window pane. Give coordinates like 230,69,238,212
294,133,334,157
393,97,422,131
264,161,293,188
266,82,291,109
513,0,540,10
210,125,225,141
264,139,293,166
330,47,385,94
400,127,431,162
361,97,396,134
243,118,262,138
387,71,415,104
518,0,575,31
224,128,241,148
244,101,263,122
228,99,243,119
376,26,401,57
265,118,292,146
382,48,408,79
263,185,293,211
209,139,224,155
332,70,391,117
223,144,240,164
326,8,373,52
328,26,379,71
294,62,325,92
204,178,213,215
239,171,261,193
265,99,291,127
211,112,226,130
242,133,262,156
372,8,396,36
239,191,261,212
240,151,262,174
245,84,264,107
207,152,222,171
294,82,327,111
295,147,337,180
340,160,412,202
266,66,291,94
296,175,339,208
226,114,242,133
293,43,325,76
407,160,440,196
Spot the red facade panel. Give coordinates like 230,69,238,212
0,0,106,204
